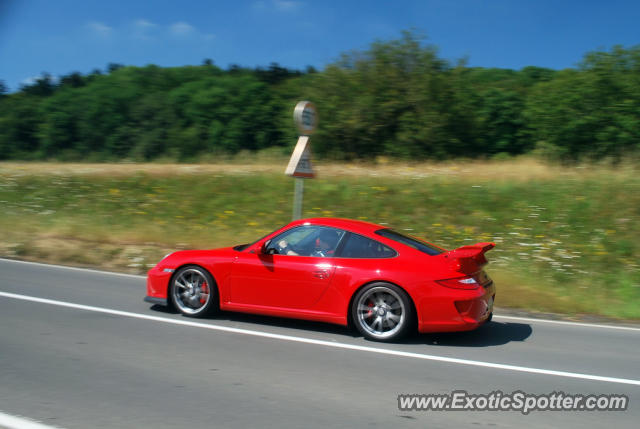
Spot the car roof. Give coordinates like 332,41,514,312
288,217,387,235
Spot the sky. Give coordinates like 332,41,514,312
1,0,639,91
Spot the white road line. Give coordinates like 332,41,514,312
493,314,640,332
1,291,639,387
2,257,639,332
0,258,146,279
0,411,65,429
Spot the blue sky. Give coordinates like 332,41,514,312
1,0,638,91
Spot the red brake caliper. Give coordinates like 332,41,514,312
366,300,374,318
200,281,209,304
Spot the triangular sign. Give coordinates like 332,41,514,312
285,136,316,178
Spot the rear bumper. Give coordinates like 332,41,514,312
417,282,496,333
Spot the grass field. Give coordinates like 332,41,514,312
1,158,639,320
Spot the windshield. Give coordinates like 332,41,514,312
233,227,282,251
374,229,444,256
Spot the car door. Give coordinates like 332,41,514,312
229,226,345,310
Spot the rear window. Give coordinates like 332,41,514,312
375,229,444,256
339,233,397,258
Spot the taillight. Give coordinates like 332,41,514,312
436,276,480,290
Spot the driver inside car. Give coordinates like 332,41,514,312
278,228,340,257
310,229,340,257
277,238,298,255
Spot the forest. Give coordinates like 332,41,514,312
1,32,639,162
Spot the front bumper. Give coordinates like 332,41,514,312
144,296,168,306
145,265,173,305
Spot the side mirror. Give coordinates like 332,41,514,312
261,240,272,254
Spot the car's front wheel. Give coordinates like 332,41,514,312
351,282,414,342
170,265,218,318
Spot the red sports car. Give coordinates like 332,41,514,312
145,217,496,342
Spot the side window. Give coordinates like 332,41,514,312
339,233,397,258
266,226,345,257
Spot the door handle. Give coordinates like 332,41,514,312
312,269,330,279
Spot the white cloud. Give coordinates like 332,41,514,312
273,0,302,11
82,19,212,44
20,76,38,86
252,0,302,12
20,74,58,87
169,21,196,36
135,19,156,29
86,21,113,38
133,19,157,40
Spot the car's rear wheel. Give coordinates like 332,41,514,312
351,282,414,342
170,265,218,318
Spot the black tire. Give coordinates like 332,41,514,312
351,282,415,342
170,265,219,318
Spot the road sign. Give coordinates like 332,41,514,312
285,136,315,178
293,101,318,135
289,101,318,220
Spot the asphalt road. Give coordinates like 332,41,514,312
0,258,638,428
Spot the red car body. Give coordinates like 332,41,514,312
146,217,496,336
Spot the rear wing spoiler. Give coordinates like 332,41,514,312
442,242,495,273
